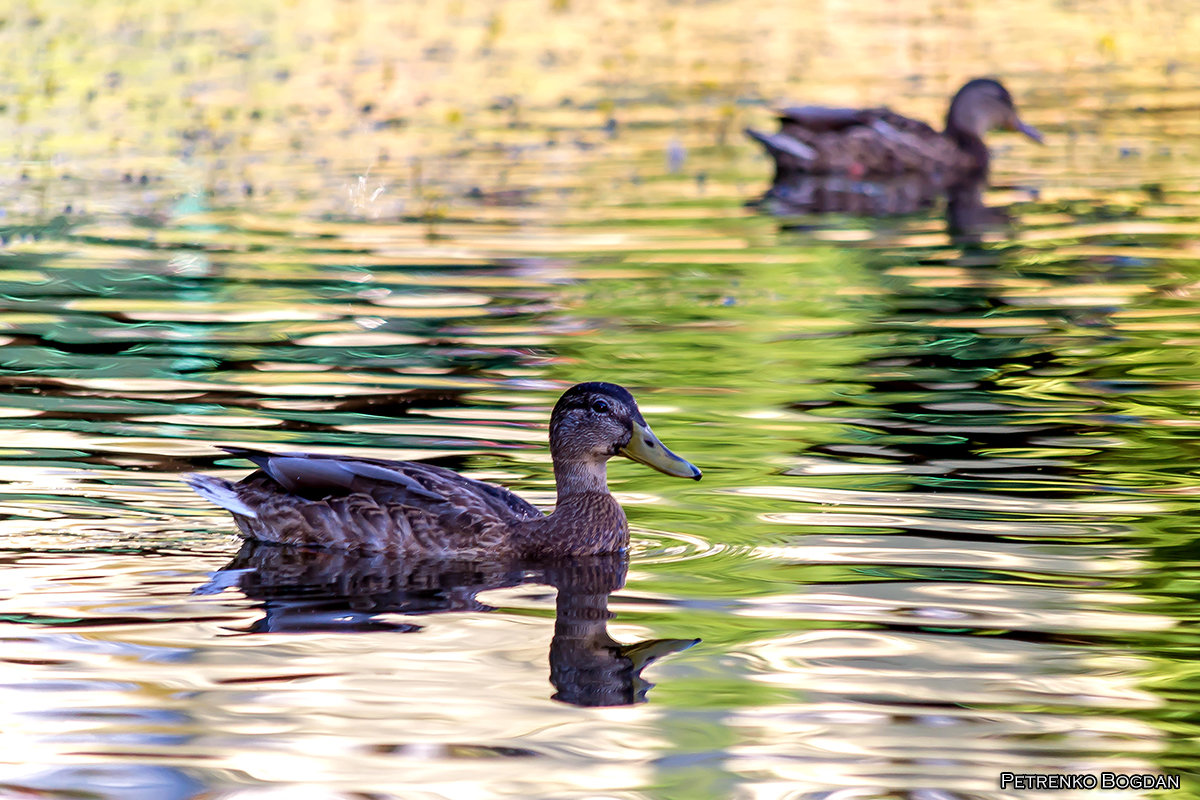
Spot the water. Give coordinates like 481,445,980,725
2,2,1200,798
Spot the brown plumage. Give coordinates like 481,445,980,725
186,382,701,558
745,78,1043,180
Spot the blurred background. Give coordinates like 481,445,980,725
2,0,1194,221
0,1,1199,799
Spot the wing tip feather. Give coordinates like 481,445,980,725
185,473,259,519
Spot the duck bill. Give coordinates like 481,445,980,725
620,421,702,480
1015,119,1044,144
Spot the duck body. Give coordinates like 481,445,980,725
746,78,1042,182
187,382,701,558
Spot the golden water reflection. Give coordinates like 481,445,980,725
2,0,1200,797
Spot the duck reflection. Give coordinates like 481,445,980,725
202,542,698,707
753,172,945,217
755,171,1014,244
944,174,1013,244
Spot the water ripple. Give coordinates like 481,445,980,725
1,5,1198,797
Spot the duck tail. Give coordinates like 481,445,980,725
744,127,818,168
185,473,259,519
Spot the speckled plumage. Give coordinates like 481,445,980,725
187,382,700,557
745,78,1042,180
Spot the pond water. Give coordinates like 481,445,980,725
2,2,1200,798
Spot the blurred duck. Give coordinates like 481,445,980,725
187,382,701,557
746,78,1042,179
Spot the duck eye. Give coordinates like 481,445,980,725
590,399,611,414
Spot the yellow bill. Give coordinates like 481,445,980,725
1014,118,1043,144
621,421,702,480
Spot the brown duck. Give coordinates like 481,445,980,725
186,382,701,557
745,78,1043,179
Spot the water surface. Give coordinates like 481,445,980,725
2,2,1200,798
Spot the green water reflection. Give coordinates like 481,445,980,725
2,1,1200,798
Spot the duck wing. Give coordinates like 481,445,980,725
776,105,938,136
212,447,544,553
748,104,953,176
234,448,447,501
775,105,883,132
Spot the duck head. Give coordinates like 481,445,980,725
945,78,1043,145
548,382,701,491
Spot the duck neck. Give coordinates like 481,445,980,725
554,458,611,502
945,124,990,172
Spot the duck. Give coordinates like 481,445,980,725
186,382,702,558
745,78,1042,180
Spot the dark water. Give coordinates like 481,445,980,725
3,2,1200,798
